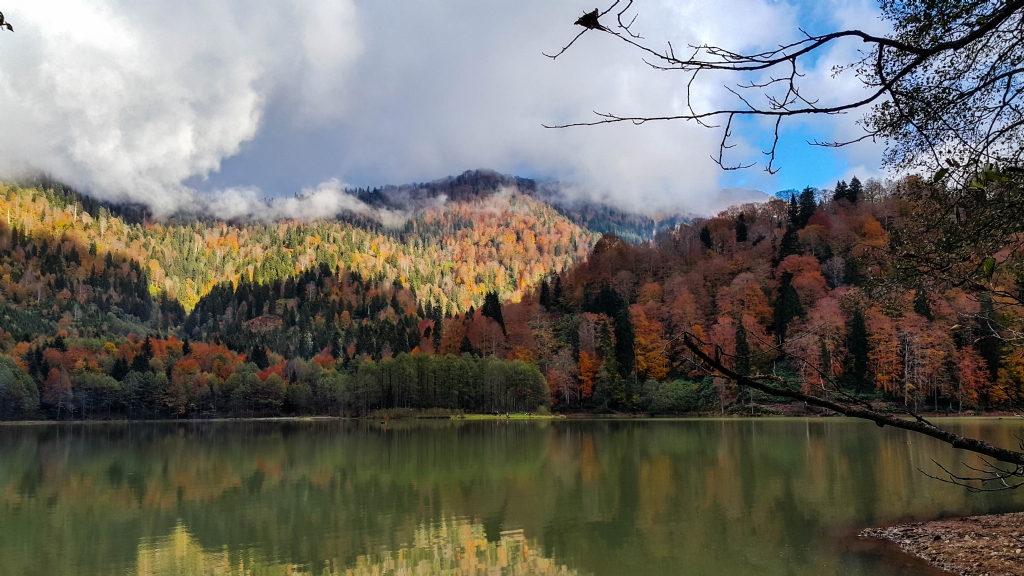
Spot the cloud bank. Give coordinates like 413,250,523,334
0,0,362,215
198,179,409,227
0,0,886,216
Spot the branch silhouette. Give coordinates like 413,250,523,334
545,0,1024,175
680,331,1024,488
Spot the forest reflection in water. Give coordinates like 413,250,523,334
1,418,1023,576
137,518,574,576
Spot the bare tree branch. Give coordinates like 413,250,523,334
681,332,1024,470
545,0,1024,174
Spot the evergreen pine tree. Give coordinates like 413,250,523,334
845,308,870,392
735,213,748,243
460,335,474,355
614,308,635,379
843,256,864,286
797,187,817,228
833,180,849,202
848,176,862,204
131,336,154,373
539,280,551,308
788,194,800,223
777,225,801,262
111,357,130,381
249,345,270,370
432,317,443,351
330,331,342,358
913,286,933,320
772,272,804,343
481,292,506,334
699,225,713,250
552,275,563,309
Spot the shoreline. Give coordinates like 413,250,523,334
862,513,1024,575
1,412,1021,425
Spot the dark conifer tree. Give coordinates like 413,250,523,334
110,357,130,381
460,335,474,355
735,213,748,243
848,176,862,204
614,307,635,379
797,187,817,228
833,180,849,202
249,345,270,370
843,255,864,286
481,292,506,334
330,331,342,358
699,225,713,250
595,321,618,377
772,272,804,343
913,286,933,320
845,308,870,392
539,279,551,308
777,225,801,262
131,336,154,373
432,317,443,351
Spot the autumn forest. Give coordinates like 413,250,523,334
1,171,1022,420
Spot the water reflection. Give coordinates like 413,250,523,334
1,419,1022,576
137,519,577,576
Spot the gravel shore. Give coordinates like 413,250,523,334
862,512,1024,575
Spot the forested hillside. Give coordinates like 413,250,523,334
2,173,1022,420
502,177,1024,414
0,173,579,418
0,179,595,317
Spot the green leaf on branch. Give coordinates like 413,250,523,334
982,257,996,279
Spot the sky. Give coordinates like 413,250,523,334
0,0,891,217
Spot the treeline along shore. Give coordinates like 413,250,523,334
0,337,549,420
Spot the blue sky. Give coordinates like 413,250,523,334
0,0,888,216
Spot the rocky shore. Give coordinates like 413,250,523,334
862,512,1024,575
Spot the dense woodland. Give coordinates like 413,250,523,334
0,175,595,314
1,173,1022,419
517,176,1023,414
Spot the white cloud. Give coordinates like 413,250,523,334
0,0,885,217
196,179,409,227
0,0,361,215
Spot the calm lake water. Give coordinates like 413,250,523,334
1,418,1023,576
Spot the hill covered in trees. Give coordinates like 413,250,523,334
2,172,1022,420
0,172,588,418
0,175,596,315
343,169,693,243
497,176,1023,414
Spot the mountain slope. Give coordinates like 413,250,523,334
1,181,596,320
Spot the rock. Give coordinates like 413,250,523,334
860,511,1024,575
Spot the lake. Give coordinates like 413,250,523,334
1,418,1023,575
